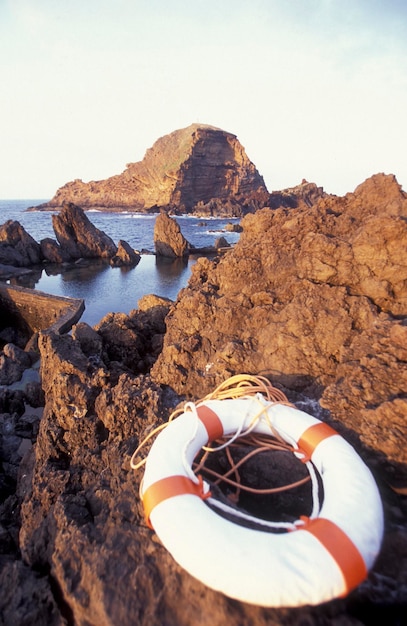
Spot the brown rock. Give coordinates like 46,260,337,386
71,322,103,357
33,124,268,214
154,212,190,257
0,220,41,266
52,201,118,260
3,173,406,625
0,343,32,385
137,294,173,311
151,172,407,459
110,239,141,267
214,235,230,249
39,237,71,263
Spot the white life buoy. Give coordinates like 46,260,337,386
139,394,383,608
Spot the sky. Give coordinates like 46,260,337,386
0,0,406,199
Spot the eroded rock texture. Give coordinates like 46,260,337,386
52,202,118,260
35,124,268,214
154,212,190,257
152,174,407,461
1,173,406,625
0,220,42,267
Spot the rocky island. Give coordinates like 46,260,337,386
31,124,270,216
0,167,406,624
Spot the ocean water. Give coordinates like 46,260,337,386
0,200,241,326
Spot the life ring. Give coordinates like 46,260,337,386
139,394,383,607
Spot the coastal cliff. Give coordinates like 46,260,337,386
1,173,406,625
34,124,269,215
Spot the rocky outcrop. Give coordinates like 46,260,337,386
268,179,328,209
40,237,71,263
0,220,42,267
0,203,141,275
0,343,36,385
52,201,118,260
152,173,407,400
32,124,269,214
1,173,406,625
110,240,141,267
154,212,190,257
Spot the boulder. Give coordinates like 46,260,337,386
52,201,118,260
0,343,33,386
110,239,141,267
225,222,243,232
214,236,230,249
154,212,190,257
40,237,71,263
137,294,173,311
0,220,41,266
71,322,104,358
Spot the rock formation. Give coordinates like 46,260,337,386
33,124,269,215
0,173,406,625
40,237,72,263
154,212,190,257
52,201,118,259
0,220,42,266
110,240,141,267
0,203,141,275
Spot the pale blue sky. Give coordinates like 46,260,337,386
1,0,406,198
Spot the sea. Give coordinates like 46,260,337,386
0,200,241,327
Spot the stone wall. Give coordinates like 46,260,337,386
0,284,84,336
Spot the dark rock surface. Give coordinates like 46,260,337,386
0,173,406,625
109,240,141,267
52,201,118,260
0,220,42,267
40,237,72,263
0,343,35,386
0,203,139,276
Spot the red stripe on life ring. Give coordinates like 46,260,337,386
143,475,209,529
301,517,368,594
297,422,338,460
196,405,224,442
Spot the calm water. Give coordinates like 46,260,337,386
0,200,240,326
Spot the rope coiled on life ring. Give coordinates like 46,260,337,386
131,375,383,607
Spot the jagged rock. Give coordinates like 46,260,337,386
0,560,63,626
93,300,170,373
0,343,33,386
0,220,42,266
24,380,45,408
214,236,230,249
110,239,141,267
154,212,190,257
52,201,118,260
268,180,328,209
0,326,26,350
2,173,406,625
71,322,104,357
39,237,71,263
137,294,173,311
32,124,268,214
0,388,26,416
152,172,407,407
225,222,243,232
